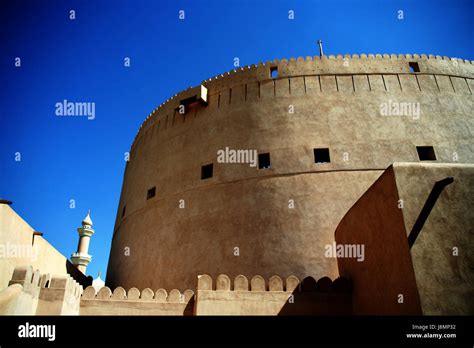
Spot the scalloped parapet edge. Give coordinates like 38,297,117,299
82,285,195,303
196,274,351,293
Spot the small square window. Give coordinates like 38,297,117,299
270,67,278,78
314,148,331,163
201,163,213,180
122,205,126,217
258,153,271,169
416,146,436,161
409,62,420,73
147,187,156,200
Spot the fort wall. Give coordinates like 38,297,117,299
0,267,353,315
79,285,194,315
106,54,474,290
195,274,351,315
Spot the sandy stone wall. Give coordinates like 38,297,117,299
0,265,82,315
107,55,474,291
335,166,422,315
0,205,72,290
393,163,474,315
80,285,194,315
194,274,352,315
335,163,474,315
1,267,352,316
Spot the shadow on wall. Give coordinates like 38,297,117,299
65,261,92,288
185,296,195,316
278,276,352,315
334,165,422,315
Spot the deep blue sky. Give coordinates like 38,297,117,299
0,0,472,280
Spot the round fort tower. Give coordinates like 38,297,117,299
106,54,474,291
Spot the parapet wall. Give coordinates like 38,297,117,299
80,285,194,315
195,274,352,315
1,269,354,315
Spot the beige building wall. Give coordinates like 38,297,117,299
0,204,71,290
107,55,474,291
393,163,474,314
335,165,422,315
335,163,474,315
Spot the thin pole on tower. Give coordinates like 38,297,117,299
317,39,324,57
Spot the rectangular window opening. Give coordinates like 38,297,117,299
147,187,156,200
201,163,213,180
122,205,126,217
409,62,420,73
270,67,279,79
314,148,331,164
258,153,271,169
416,146,436,161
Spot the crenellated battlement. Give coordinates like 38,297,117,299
81,285,194,303
198,274,299,291
80,285,195,315
196,274,351,293
8,265,83,300
195,274,352,315
130,53,474,153
0,265,83,315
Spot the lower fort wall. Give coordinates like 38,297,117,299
79,285,194,316
194,274,352,315
0,267,353,315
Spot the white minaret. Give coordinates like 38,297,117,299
70,210,95,274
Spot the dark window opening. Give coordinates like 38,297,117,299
416,146,436,161
270,67,278,78
147,187,156,200
314,148,331,163
409,62,420,73
201,163,213,179
258,153,271,169
122,205,126,217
